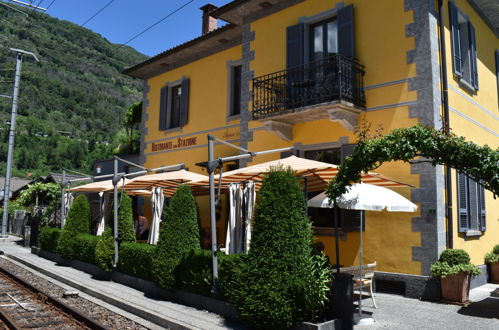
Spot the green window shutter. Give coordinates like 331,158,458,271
457,172,469,232
159,85,168,131
449,2,462,77
179,78,190,127
468,22,478,90
478,184,486,232
286,23,304,70
337,4,355,58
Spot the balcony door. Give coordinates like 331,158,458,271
310,19,338,62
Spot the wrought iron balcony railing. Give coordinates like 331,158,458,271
252,54,365,120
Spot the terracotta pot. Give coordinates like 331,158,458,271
440,272,471,303
490,262,499,284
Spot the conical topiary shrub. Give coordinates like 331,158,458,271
56,194,91,258
95,227,115,272
109,192,136,243
152,184,200,288
229,166,326,328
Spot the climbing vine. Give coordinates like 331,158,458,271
326,124,499,200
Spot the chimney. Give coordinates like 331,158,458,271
200,4,218,35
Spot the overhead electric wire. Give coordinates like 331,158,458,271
81,0,114,27
45,0,54,11
122,0,194,46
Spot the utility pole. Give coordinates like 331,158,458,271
1,48,39,238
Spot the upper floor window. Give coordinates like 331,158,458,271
229,64,242,116
159,77,189,131
310,18,338,62
449,2,478,91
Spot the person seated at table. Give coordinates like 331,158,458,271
135,215,150,240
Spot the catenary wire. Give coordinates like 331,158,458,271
45,0,54,11
81,0,114,27
122,0,194,46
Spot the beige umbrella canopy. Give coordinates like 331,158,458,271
189,155,410,192
68,178,132,193
123,169,208,197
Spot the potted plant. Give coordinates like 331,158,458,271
430,249,481,304
484,245,499,284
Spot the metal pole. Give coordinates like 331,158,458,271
208,134,219,294
1,53,23,237
358,210,363,318
333,202,340,273
113,158,119,268
60,169,66,228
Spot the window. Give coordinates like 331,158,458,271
457,172,486,235
229,64,242,116
495,50,498,106
159,77,189,131
302,143,363,232
449,2,478,90
310,18,338,62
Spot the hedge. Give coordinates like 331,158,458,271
109,193,135,243
40,227,62,253
72,234,99,264
95,227,115,272
119,242,156,280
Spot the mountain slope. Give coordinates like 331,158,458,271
0,4,147,176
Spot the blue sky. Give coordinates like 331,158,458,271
33,0,233,57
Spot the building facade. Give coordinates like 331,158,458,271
124,0,498,297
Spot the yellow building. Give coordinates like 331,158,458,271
123,0,498,299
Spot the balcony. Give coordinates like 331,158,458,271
252,54,365,139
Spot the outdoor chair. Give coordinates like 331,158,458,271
340,261,377,309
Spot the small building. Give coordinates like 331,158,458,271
123,0,499,298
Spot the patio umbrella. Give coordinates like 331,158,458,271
148,187,164,245
124,169,208,190
189,156,409,192
68,179,131,193
307,183,417,325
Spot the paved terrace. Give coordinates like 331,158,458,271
1,240,498,329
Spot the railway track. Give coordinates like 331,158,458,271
0,266,108,330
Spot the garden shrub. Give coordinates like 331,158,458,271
40,227,62,253
56,195,91,259
229,167,330,328
431,249,481,278
152,185,200,288
72,234,99,264
173,250,244,299
484,245,499,264
109,193,136,243
95,227,115,272
493,245,499,255
119,242,156,280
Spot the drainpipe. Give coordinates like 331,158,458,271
438,0,453,249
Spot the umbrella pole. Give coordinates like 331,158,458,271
113,157,119,268
333,201,340,273
208,135,219,295
358,210,363,318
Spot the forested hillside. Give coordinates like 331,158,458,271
0,4,147,177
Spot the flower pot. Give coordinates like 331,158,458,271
440,272,471,303
490,262,499,284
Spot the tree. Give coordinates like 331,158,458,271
229,167,330,328
152,185,200,288
56,194,91,258
327,124,499,201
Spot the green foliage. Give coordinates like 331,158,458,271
327,125,499,201
431,249,481,278
484,245,499,264
118,242,156,280
95,227,115,272
173,250,244,299
17,182,61,227
439,249,470,266
109,193,135,243
56,195,91,258
152,185,200,288
0,5,147,176
39,227,61,253
72,234,99,264
230,167,330,329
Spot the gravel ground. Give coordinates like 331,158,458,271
0,257,149,330
355,288,499,330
